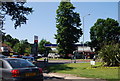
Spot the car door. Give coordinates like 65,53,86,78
0,60,3,80
1,60,12,81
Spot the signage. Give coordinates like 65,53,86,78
34,35,38,42
90,61,95,65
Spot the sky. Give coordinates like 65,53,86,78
3,1,118,44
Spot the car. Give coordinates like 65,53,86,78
0,58,43,81
0,55,6,58
11,55,19,58
37,54,42,58
48,53,60,58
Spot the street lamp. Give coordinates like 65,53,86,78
0,13,5,55
82,14,90,59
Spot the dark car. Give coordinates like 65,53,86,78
0,55,6,58
0,58,43,81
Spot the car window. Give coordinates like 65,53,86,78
22,56,34,61
7,59,35,68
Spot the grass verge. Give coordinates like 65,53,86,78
47,62,120,81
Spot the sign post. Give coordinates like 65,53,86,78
33,35,38,60
90,60,95,68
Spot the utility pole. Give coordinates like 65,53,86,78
82,14,90,59
0,2,5,55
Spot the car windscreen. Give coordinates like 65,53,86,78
22,56,34,61
7,59,36,68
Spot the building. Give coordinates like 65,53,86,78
45,44,95,59
0,43,14,56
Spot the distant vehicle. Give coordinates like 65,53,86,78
48,53,60,58
11,55,19,58
0,55,6,58
0,58,43,81
22,56,35,63
38,54,42,58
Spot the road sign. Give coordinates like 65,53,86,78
34,35,38,42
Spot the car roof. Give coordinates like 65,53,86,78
12,55,18,56
22,56,34,58
0,58,23,60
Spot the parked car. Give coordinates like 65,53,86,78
0,55,6,58
0,58,43,81
11,55,19,58
48,53,60,58
37,54,42,58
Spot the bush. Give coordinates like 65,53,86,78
98,43,120,66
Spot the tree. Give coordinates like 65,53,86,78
13,42,20,53
2,34,31,55
10,38,19,48
38,39,52,57
55,0,82,58
90,18,120,51
1,1,33,29
4,34,12,42
15,39,31,55
2,34,20,48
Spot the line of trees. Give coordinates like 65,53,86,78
2,33,52,56
2,33,31,55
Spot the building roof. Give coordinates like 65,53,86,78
0,43,13,52
45,44,88,47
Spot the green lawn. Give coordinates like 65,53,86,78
47,62,120,81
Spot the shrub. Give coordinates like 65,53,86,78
98,43,120,66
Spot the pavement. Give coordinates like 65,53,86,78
43,73,107,81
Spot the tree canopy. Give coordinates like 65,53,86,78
90,18,120,51
90,18,120,66
55,1,82,58
38,39,52,57
1,1,33,29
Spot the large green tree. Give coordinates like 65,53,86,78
90,18,120,66
90,18,120,51
55,0,82,58
1,1,33,29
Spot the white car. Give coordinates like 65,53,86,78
38,54,42,58
48,53,60,58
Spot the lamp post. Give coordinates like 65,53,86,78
82,14,90,59
0,13,5,55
